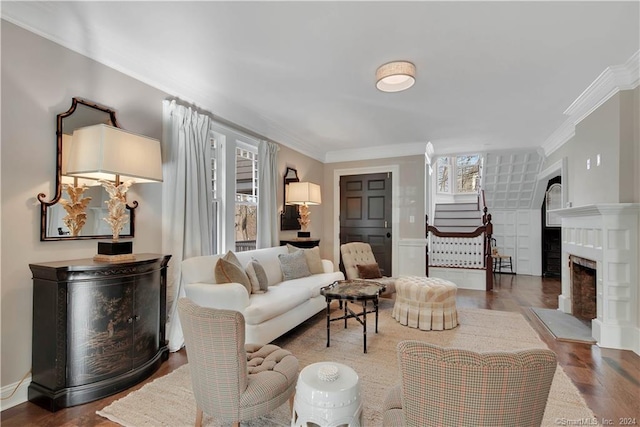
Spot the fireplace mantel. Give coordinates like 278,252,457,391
551,203,640,218
552,203,639,356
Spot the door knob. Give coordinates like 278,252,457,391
386,232,391,238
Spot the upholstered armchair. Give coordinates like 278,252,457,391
340,242,396,294
383,340,557,427
178,298,299,427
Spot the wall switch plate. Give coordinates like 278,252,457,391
587,158,591,170
596,154,601,166
409,215,415,223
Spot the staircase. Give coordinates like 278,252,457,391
433,202,483,233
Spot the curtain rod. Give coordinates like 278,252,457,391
165,97,270,143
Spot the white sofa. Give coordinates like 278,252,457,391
181,245,345,345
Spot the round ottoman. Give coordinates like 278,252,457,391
392,276,458,330
291,362,362,427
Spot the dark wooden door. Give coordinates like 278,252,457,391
340,172,393,276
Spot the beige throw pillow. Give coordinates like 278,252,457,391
214,251,252,295
246,258,269,293
286,244,324,274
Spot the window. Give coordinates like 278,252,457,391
455,155,480,193
235,145,258,251
545,183,562,227
437,154,481,194
210,122,260,253
437,157,451,192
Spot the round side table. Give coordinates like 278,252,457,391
291,362,362,427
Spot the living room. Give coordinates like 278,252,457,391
1,1,639,425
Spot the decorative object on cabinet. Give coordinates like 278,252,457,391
280,238,320,249
58,184,92,236
38,98,136,241
65,123,163,260
281,167,301,231
28,254,171,411
286,181,321,238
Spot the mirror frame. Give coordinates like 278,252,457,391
280,167,301,231
38,97,137,241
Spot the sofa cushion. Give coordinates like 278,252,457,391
215,252,252,295
278,250,311,280
246,258,269,294
243,285,311,324
287,244,324,274
278,271,345,298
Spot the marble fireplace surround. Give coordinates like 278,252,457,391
554,204,639,356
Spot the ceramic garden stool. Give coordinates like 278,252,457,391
392,276,458,330
291,362,362,427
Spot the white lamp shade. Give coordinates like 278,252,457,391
66,124,163,183
287,182,321,205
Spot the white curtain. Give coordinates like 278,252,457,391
162,100,213,352
256,140,279,248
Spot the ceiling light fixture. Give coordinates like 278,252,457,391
376,61,416,92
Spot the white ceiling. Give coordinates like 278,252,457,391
2,1,639,162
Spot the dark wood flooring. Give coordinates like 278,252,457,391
2,274,638,426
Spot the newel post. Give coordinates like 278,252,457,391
484,212,494,291
425,214,430,277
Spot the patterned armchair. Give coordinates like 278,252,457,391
340,242,396,294
383,340,557,427
178,298,299,427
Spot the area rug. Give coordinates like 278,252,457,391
530,307,597,344
97,301,596,426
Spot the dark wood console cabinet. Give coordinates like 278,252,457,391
28,253,171,411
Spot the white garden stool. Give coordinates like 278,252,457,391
291,362,362,427
392,276,458,330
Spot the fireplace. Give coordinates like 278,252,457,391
554,204,639,356
570,256,596,321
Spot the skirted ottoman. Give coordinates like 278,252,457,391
392,276,458,330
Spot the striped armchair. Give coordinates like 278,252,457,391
178,298,299,427
383,340,557,427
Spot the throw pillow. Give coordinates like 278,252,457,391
278,250,312,281
286,244,324,274
357,263,383,279
215,254,252,295
246,258,269,293
222,250,243,268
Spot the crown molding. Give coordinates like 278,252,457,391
542,50,639,157
564,50,639,125
324,141,427,163
540,118,576,157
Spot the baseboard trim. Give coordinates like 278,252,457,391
0,376,30,411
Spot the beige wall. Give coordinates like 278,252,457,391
543,88,639,207
323,155,426,269
1,22,328,392
1,22,168,388
276,144,325,249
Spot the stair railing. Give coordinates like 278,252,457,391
426,206,494,291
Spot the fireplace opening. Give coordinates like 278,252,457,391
570,255,596,322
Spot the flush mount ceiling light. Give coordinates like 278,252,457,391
376,61,416,92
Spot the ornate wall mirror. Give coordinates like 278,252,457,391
38,98,136,241
281,167,301,230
